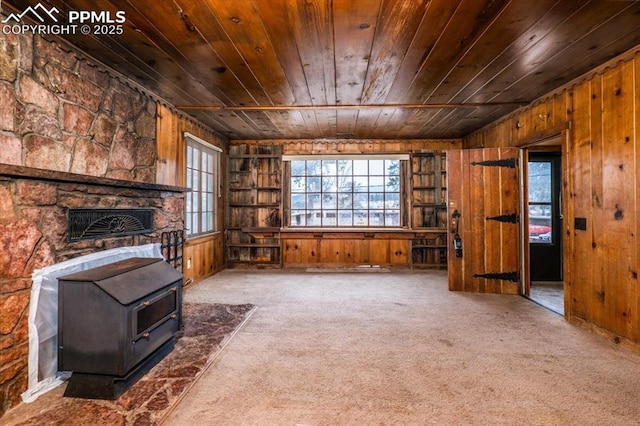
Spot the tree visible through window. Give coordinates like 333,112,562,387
289,158,401,227
185,135,220,237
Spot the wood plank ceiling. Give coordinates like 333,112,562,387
5,0,640,140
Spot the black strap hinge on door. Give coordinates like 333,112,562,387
473,271,519,282
471,157,517,168
486,213,519,224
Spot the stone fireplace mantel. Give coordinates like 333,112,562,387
0,164,188,194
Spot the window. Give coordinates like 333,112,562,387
285,156,406,228
528,160,552,244
185,133,221,237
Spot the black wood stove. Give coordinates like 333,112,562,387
58,257,183,399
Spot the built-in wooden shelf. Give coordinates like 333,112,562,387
229,203,280,208
244,227,446,240
410,151,448,269
226,145,283,267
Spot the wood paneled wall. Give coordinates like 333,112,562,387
275,139,462,154
157,105,228,187
156,104,228,283
232,139,461,268
283,238,408,267
464,91,569,149
464,48,640,344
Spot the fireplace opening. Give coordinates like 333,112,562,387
135,290,178,336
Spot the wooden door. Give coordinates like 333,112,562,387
447,148,521,294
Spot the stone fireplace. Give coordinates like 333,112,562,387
0,165,186,413
0,22,193,415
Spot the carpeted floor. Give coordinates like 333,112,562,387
2,303,254,426
165,269,640,425
7,270,640,425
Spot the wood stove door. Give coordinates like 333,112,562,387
130,284,181,366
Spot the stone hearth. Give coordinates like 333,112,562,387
1,303,255,425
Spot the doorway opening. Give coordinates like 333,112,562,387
523,141,564,315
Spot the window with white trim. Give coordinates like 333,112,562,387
285,155,407,228
185,133,221,237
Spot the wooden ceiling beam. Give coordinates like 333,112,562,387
176,102,529,111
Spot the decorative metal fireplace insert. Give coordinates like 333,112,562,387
67,208,154,242
57,257,183,399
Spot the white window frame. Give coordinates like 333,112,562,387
185,132,221,238
283,154,409,229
